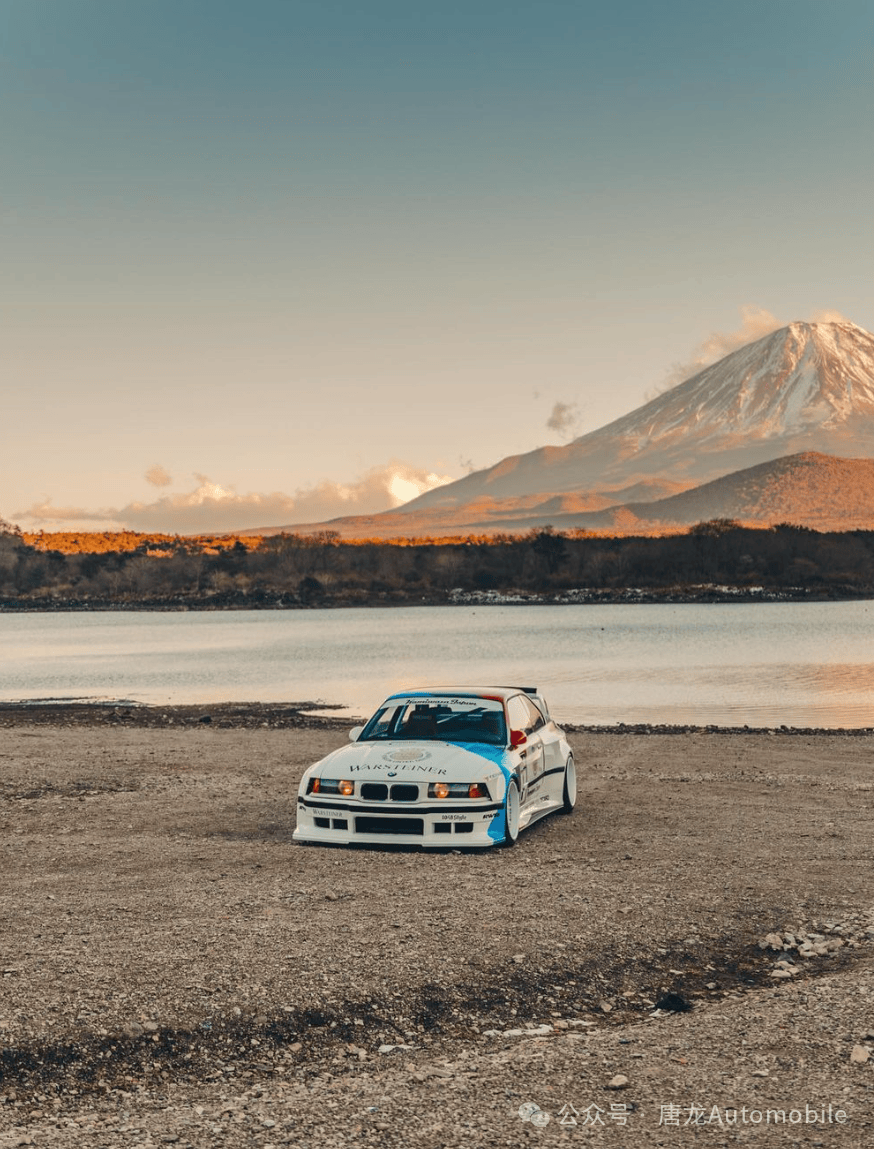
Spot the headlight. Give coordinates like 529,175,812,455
307,778,354,796
428,782,491,800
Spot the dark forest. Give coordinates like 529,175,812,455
2,520,873,609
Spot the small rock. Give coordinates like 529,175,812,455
751,1069,769,1077
760,932,784,952
123,1022,144,1038
850,1045,871,1064
599,1000,613,1013
512,954,525,964
607,1075,629,1090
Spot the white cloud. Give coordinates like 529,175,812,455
809,308,852,324
16,461,453,534
656,306,782,394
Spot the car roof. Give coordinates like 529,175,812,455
383,686,536,703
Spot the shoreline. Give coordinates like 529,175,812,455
1,699,872,735
2,585,872,613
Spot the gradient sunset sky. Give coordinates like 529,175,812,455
4,0,874,533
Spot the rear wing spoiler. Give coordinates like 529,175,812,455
502,685,551,719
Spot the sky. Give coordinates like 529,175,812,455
3,0,874,534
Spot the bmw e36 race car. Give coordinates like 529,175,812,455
293,686,575,849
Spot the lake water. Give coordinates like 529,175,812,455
1,602,873,728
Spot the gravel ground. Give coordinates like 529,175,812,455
0,705,872,1147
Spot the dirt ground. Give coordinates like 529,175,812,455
0,704,872,1147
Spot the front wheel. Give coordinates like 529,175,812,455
500,778,521,847
560,756,576,814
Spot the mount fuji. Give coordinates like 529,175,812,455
402,320,874,515
252,320,874,537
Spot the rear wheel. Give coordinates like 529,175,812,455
500,779,520,847
560,756,576,814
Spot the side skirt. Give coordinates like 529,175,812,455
518,797,562,831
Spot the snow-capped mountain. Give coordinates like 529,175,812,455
401,320,874,511
248,319,874,538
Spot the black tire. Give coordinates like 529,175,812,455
500,778,521,848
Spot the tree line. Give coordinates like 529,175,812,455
1,520,873,607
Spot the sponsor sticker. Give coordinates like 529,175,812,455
349,763,447,774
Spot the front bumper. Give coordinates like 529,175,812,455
293,797,505,849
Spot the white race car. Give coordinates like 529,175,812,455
293,686,575,849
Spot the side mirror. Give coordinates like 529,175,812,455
349,725,364,742
510,729,527,749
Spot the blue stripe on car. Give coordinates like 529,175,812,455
445,742,514,843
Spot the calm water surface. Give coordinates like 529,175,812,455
1,602,873,728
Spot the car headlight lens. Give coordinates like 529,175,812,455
428,782,491,800
307,778,354,796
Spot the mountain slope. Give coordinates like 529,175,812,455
601,451,874,533
400,320,874,512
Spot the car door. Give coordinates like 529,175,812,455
531,697,564,777
519,696,547,803
507,694,543,806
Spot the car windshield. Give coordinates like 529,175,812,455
359,696,507,746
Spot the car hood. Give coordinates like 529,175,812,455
313,739,510,784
